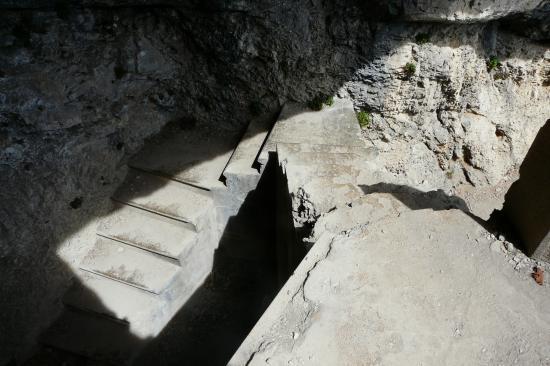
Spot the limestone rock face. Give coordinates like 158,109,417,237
346,23,550,217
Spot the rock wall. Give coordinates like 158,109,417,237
347,22,550,217
0,0,548,363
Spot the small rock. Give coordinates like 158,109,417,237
498,234,505,241
490,240,504,253
292,331,300,340
504,241,515,252
532,267,544,285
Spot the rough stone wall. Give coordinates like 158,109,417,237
0,0,548,363
346,22,550,217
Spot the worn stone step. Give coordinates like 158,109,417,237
97,203,197,262
129,123,241,190
112,169,212,228
259,98,363,164
277,149,368,167
63,272,169,337
283,160,369,186
80,237,180,294
223,107,279,178
277,141,370,155
40,308,142,364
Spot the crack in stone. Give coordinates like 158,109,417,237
291,235,336,304
245,340,273,366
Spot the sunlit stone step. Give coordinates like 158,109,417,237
112,169,212,229
97,203,197,262
79,237,180,294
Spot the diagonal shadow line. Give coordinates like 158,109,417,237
358,183,492,231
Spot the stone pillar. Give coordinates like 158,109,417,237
501,120,550,261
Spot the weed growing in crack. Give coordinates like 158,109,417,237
308,95,335,111
487,56,500,72
357,111,371,129
404,62,416,78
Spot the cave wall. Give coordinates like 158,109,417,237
0,0,548,363
0,2,371,362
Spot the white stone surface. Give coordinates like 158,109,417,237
113,169,213,229
231,196,550,365
97,203,197,261
79,237,181,294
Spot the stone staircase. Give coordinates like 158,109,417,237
39,116,278,364
41,168,220,362
258,97,369,233
37,97,365,364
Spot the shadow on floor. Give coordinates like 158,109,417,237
358,183,494,231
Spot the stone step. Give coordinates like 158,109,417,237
79,237,180,294
63,272,169,337
112,169,212,229
97,203,197,262
277,144,371,167
129,123,241,190
283,160,369,186
223,107,280,179
40,308,142,364
276,142,370,155
259,98,363,164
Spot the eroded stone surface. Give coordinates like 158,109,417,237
231,196,550,365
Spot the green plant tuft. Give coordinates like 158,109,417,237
415,33,430,45
357,111,371,129
308,94,335,111
308,96,324,111
487,55,500,72
404,62,416,77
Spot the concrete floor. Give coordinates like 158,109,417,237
231,194,550,365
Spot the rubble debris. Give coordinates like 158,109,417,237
533,267,544,286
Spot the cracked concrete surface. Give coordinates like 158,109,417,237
231,194,550,365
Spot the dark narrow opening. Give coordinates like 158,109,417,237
490,119,550,260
